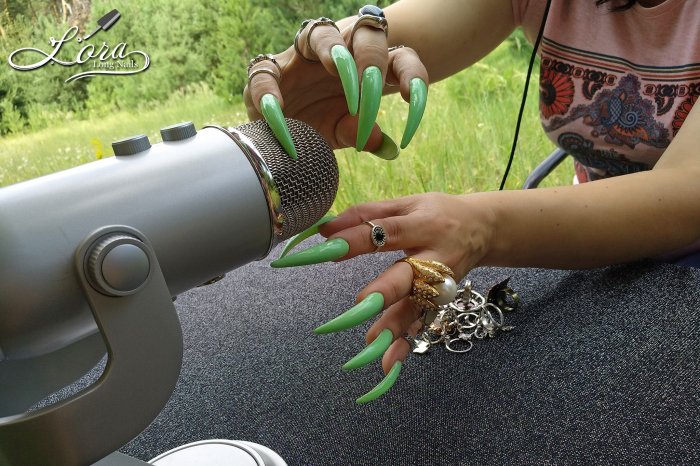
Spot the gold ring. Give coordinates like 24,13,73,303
397,257,457,314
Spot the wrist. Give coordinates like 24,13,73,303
456,192,498,270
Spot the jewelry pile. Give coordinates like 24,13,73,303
410,278,520,354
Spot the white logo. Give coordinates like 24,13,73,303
7,10,150,83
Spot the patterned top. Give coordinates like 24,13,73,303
513,0,700,182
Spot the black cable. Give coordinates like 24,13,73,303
499,0,552,190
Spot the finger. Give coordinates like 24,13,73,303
340,298,420,371
319,196,417,236
386,46,429,149
333,114,397,159
366,298,422,345
327,214,432,261
298,20,359,116
349,25,388,151
247,56,297,160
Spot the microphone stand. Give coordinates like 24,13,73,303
0,225,183,466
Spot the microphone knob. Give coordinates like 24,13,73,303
86,233,152,296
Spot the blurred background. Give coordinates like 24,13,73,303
0,0,567,211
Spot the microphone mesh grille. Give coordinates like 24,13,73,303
235,119,339,241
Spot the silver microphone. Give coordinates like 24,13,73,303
0,119,338,416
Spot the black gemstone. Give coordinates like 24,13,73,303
360,5,384,18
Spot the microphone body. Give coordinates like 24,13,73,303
0,120,337,399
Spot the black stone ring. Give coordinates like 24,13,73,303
350,5,388,47
364,220,387,252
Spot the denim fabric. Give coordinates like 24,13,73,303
49,241,700,465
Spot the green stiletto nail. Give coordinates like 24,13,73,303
356,361,403,404
331,45,359,116
314,292,384,335
356,66,382,151
370,132,400,160
260,93,297,160
343,328,393,371
400,78,428,149
270,238,348,268
280,215,337,258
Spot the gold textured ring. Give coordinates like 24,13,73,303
294,17,339,63
397,257,458,328
247,53,281,79
364,220,387,252
349,14,389,47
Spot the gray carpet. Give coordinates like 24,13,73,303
103,240,699,465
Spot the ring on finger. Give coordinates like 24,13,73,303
397,257,458,312
388,44,405,52
364,220,387,252
294,17,339,63
350,7,388,47
247,53,281,76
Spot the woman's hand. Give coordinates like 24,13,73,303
243,7,430,159
270,192,496,403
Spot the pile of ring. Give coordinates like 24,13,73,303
406,278,520,354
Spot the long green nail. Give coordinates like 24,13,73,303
260,93,297,160
370,132,400,160
331,45,359,116
356,361,403,404
280,215,337,258
270,238,348,268
343,328,393,371
356,66,382,151
400,78,428,149
314,292,384,335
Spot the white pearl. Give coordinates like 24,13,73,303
429,275,458,306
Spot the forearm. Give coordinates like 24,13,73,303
336,0,515,82
470,167,700,269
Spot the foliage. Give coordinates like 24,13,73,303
0,0,391,135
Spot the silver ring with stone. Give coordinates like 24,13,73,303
364,220,387,252
294,17,339,63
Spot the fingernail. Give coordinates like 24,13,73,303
370,132,400,160
279,215,337,258
270,238,348,268
343,328,393,371
356,66,382,151
260,93,297,160
356,360,403,404
314,292,384,335
331,45,359,116
400,78,427,149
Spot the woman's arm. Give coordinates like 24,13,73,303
478,102,700,269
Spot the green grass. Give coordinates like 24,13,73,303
0,42,572,212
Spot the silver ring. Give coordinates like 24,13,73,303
388,44,405,52
350,15,389,47
247,68,280,83
364,220,387,252
294,17,339,63
247,53,281,77
402,332,416,349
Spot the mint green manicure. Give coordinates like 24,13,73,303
370,132,400,160
260,93,297,160
356,361,403,404
314,292,384,335
343,328,393,371
400,78,428,149
331,45,359,116
270,238,348,268
356,66,382,151
280,215,337,258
